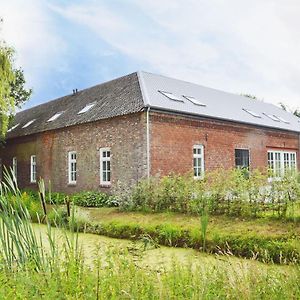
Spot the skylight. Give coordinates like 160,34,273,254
22,119,36,128
183,95,206,106
158,91,184,102
243,109,261,118
275,116,290,124
263,113,280,122
47,112,64,122
7,123,20,132
77,103,96,114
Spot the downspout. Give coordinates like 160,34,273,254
146,106,150,179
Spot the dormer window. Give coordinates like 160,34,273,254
22,119,36,128
77,103,96,114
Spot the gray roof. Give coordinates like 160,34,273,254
7,72,144,139
6,71,300,139
139,71,300,133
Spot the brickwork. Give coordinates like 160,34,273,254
0,113,147,193
1,110,299,193
149,112,300,176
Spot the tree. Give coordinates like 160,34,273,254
0,19,32,138
0,45,15,137
10,68,32,108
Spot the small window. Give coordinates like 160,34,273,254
47,112,64,122
100,148,111,185
12,157,17,179
274,116,289,124
183,95,206,106
30,155,36,183
23,119,36,128
68,151,77,184
77,103,96,114
7,124,20,132
243,109,261,118
158,91,184,102
193,145,204,179
235,149,250,169
263,113,280,122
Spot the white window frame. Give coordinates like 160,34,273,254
268,150,297,178
68,151,77,184
12,157,17,179
100,148,111,185
30,155,36,183
193,145,205,179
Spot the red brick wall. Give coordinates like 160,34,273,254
1,110,299,193
150,112,300,176
0,113,147,193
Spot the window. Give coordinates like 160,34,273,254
268,150,297,177
7,123,20,132
274,116,289,124
183,95,206,106
77,103,96,114
68,152,77,184
47,112,64,122
30,155,36,183
158,91,184,102
193,145,204,179
243,109,261,118
100,148,111,185
23,119,36,128
235,149,250,169
12,157,17,179
263,113,280,122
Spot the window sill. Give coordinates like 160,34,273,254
100,183,111,188
68,183,77,186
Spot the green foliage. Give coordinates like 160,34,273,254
23,188,118,208
122,169,300,219
0,45,15,138
80,219,300,264
9,68,32,108
1,167,300,299
72,191,118,208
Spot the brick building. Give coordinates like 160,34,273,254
1,71,299,193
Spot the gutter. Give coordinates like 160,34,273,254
146,106,150,179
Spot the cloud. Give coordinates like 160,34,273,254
0,0,68,94
1,0,300,111
50,0,300,109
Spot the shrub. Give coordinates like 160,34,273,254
120,169,300,219
72,191,118,208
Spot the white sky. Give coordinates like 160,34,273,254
0,0,300,110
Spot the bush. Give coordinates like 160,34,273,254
120,169,300,219
72,191,118,208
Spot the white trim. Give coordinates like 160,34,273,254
146,107,150,179
100,147,111,185
68,151,77,184
193,144,204,179
30,155,36,183
12,157,17,179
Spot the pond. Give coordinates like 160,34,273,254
32,224,292,274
